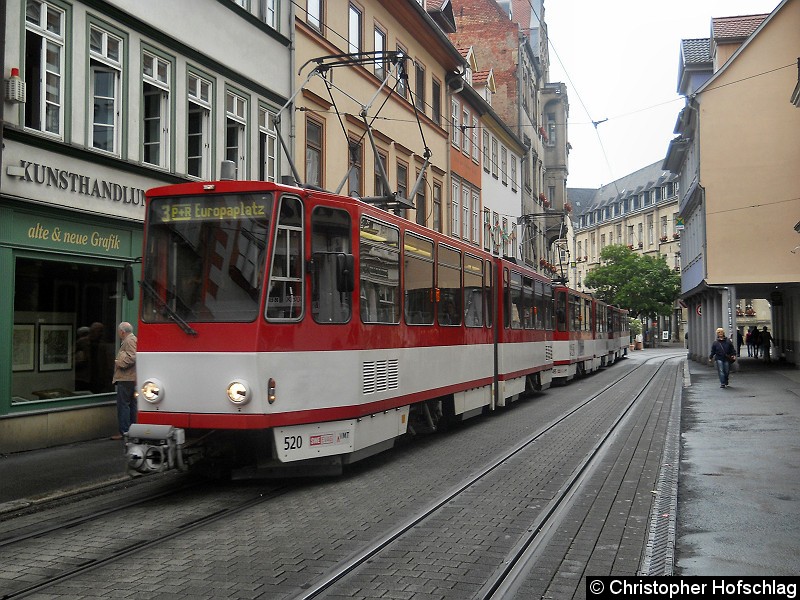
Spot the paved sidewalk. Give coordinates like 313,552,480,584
676,355,800,575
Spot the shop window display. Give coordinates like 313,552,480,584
12,258,119,402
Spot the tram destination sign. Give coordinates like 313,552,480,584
153,195,272,224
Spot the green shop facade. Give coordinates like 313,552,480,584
1,132,179,453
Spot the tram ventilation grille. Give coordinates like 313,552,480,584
362,359,399,395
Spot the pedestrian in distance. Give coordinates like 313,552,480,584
761,326,773,363
745,327,753,357
736,329,743,358
750,326,761,358
112,322,137,440
709,327,736,388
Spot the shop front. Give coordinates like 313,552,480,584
0,136,175,453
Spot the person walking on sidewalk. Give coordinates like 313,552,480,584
112,322,137,440
760,326,773,362
709,327,736,388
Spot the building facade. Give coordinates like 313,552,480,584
450,0,568,273
292,0,465,232
1,0,292,452
569,162,684,342
663,0,800,365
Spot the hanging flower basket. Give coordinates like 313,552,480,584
564,202,572,213
660,236,668,242
673,233,680,239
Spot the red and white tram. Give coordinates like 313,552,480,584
550,287,629,384
126,180,560,476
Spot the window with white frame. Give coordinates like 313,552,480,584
483,209,491,251
461,107,470,154
471,116,479,161
307,0,322,30
142,51,171,168
415,62,425,112
431,79,441,126
482,130,490,172
187,72,212,179
492,212,500,254
396,43,408,98
306,117,323,187
511,156,517,192
24,0,65,137
259,107,277,182
661,215,668,238
647,215,653,245
451,179,460,238
432,182,442,233
348,4,362,55
546,111,556,146
500,146,507,185
471,189,479,244
89,25,123,154
491,137,498,178
260,0,276,27
374,27,386,80
226,90,247,178
462,185,470,241
451,99,460,147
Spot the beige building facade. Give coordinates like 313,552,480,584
292,1,465,227
569,162,685,342
664,0,800,365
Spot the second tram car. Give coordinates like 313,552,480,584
125,180,625,476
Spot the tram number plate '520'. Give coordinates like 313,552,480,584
274,420,355,462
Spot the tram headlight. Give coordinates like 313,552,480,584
141,379,164,404
226,380,251,405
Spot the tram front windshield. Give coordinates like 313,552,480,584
142,193,273,323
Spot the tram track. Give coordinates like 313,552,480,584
0,353,685,599
0,479,295,599
293,353,684,599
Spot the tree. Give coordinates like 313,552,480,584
584,244,680,322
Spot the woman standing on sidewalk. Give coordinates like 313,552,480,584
709,327,736,388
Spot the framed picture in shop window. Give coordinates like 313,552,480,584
39,324,73,372
12,324,35,372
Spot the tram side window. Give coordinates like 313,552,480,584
570,294,581,332
484,262,493,327
522,276,534,329
543,284,554,330
534,280,545,329
583,298,592,333
437,245,462,326
404,233,434,325
360,217,400,324
556,290,567,332
507,272,523,329
310,206,352,324
464,255,483,327
266,196,304,320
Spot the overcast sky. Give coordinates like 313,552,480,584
543,0,781,189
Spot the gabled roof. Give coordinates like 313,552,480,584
473,68,496,93
712,14,769,41
697,0,788,96
681,38,711,66
426,0,457,34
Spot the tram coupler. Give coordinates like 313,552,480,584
125,423,186,475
